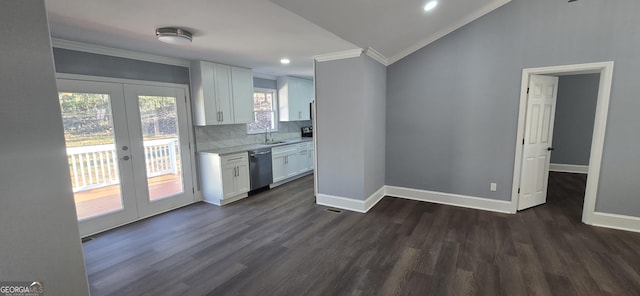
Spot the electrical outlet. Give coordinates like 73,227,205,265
490,183,497,192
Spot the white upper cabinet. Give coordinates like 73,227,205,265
277,76,314,121
191,61,253,126
213,64,234,125
231,66,254,124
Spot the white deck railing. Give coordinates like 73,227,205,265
67,138,179,192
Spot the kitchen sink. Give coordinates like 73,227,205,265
258,141,287,147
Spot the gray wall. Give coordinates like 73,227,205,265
551,74,599,166
254,77,278,89
53,48,190,84
362,56,387,198
316,57,365,199
0,1,90,295
386,0,640,216
316,55,386,200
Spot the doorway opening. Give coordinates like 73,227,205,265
510,62,614,226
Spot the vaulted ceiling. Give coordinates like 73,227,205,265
44,0,511,77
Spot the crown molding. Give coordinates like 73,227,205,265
364,47,389,66
252,72,278,80
313,48,364,63
51,38,191,67
388,0,511,64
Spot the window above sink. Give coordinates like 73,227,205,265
247,88,278,134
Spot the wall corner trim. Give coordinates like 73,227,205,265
385,186,514,214
589,212,640,233
314,49,364,63
364,47,389,66
51,38,191,67
549,163,589,174
316,186,385,213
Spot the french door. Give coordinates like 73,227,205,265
57,79,195,236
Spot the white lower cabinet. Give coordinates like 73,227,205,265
199,152,250,205
272,145,299,183
307,142,314,170
297,142,313,173
272,141,314,183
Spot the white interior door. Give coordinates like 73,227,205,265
58,79,195,236
518,74,559,210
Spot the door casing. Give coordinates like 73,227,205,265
511,61,615,226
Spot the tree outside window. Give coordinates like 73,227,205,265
247,88,278,134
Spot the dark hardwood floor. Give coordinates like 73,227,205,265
83,173,640,295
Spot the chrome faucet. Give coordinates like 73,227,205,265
264,126,272,143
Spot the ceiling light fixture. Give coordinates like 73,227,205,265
155,27,193,45
424,0,438,11
280,58,291,64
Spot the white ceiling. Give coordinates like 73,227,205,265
271,0,512,64
45,0,510,77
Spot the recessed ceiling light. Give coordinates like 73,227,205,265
280,58,290,65
424,0,438,11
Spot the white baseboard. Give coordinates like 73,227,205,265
316,186,385,213
549,163,589,174
317,185,513,214
589,212,640,233
385,186,514,214
315,184,640,234
364,187,386,212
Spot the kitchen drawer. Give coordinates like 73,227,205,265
221,152,248,168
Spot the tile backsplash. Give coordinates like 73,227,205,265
195,121,311,151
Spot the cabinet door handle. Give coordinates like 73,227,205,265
234,166,237,177
221,111,224,122
299,111,302,119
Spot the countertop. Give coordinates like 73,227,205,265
199,137,313,156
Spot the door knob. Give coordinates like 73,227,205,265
547,147,555,151
122,146,128,151
122,155,130,161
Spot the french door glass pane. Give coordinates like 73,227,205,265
58,92,124,220
137,95,184,201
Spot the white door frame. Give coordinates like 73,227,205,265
510,61,614,226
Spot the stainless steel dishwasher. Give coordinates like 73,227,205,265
248,148,273,191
